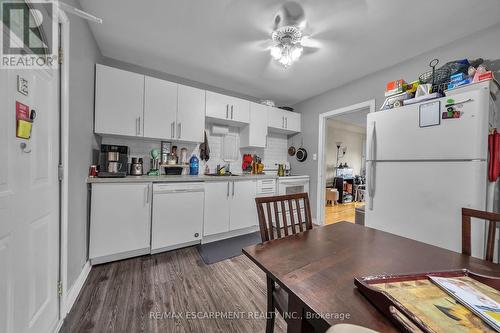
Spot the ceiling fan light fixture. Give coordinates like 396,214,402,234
270,45,283,60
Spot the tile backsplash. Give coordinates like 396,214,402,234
100,124,289,175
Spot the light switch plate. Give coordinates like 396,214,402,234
17,75,28,96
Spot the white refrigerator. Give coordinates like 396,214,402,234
365,83,499,259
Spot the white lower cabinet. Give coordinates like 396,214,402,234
203,182,231,236
151,183,204,252
203,180,258,237
230,180,257,230
90,183,151,264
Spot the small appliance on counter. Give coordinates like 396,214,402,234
97,144,128,178
130,157,144,176
148,148,160,176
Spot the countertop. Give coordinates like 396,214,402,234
86,173,282,184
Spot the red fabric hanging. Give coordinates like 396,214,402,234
488,129,500,182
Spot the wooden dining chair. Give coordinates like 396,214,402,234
462,208,500,262
255,193,313,333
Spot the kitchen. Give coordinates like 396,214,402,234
2,1,500,333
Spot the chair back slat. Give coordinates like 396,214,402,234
461,208,500,262
255,193,313,242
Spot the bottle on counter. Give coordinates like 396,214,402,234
189,155,199,175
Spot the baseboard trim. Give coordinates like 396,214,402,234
63,261,91,317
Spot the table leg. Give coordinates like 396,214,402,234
286,293,314,333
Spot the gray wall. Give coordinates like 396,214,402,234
66,0,102,290
290,22,500,220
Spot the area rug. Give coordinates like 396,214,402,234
197,231,261,264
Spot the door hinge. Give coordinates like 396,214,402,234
58,47,63,64
58,164,64,181
57,281,63,296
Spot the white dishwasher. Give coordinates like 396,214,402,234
151,182,204,253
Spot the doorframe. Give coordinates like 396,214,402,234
56,8,71,322
316,100,376,225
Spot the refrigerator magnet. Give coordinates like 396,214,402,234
419,100,441,128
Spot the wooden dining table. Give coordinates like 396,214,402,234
242,222,500,333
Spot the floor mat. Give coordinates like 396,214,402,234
197,231,261,264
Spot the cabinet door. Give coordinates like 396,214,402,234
203,182,231,236
268,107,285,130
95,64,145,136
206,91,230,120
143,76,178,140
241,102,268,148
177,85,205,142
229,180,258,230
152,190,203,251
285,111,301,132
229,96,250,123
90,183,151,261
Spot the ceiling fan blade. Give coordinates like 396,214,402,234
300,36,322,49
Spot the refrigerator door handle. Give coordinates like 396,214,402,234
367,121,376,210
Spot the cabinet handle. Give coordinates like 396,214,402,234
282,116,285,128
138,117,141,135
194,233,199,238
231,105,234,119
171,121,175,138
136,117,139,135
285,117,287,129
178,123,182,139
232,181,235,197
227,182,230,198
226,104,229,119
145,185,150,205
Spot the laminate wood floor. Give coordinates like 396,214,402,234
61,247,286,333
324,202,365,224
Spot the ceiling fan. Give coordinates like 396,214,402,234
267,1,322,68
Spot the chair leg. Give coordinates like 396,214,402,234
266,275,276,333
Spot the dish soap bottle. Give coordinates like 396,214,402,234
189,155,199,175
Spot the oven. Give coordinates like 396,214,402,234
278,175,310,195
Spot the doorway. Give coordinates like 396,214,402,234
316,100,375,225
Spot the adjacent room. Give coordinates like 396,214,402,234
1,1,500,333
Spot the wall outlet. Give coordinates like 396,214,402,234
313,153,317,161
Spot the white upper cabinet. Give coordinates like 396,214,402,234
177,85,205,142
143,76,178,140
206,91,250,126
95,64,145,137
240,102,268,148
268,107,301,134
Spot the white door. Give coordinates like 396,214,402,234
367,90,488,161
203,182,231,236
143,76,177,140
268,107,285,130
90,183,151,263
241,103,268,148
177,85,205,142
151,185,204,252
94,64,145,137
206,91,230,120
285,111,301,132
230,180,258,230
365,161,487,258
0,68,60,332
229,96,250,123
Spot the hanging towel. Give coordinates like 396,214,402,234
199,131,210,161
488,129,500,182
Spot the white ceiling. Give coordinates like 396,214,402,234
80,0,500,105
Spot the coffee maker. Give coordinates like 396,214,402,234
98,144,128,178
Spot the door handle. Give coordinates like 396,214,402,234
232,181,235,197
367,121,376,210
178,123,182,139
226,104,229,119
231,105,234,119
171,121,175,138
